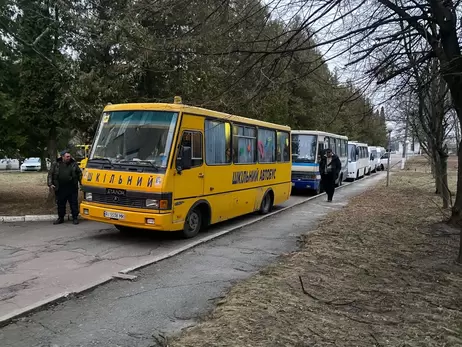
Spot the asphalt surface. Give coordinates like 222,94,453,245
0,172,385,347
0,194,309,321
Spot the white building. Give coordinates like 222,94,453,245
398,140,421,156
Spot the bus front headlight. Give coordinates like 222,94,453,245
146,199,159,209
85,192,93,201
146,199,169,210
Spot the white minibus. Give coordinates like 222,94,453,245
347,141,369,180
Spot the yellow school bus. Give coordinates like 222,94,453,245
75,145,91,170
80,99,292,238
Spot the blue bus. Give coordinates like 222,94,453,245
291,130,348,194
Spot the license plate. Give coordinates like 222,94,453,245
104,211,125,220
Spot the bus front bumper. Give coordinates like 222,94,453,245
80,203,181,231
291,179,320,190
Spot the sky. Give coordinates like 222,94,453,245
265,0,400,135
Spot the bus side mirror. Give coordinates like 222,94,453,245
176,146,192,172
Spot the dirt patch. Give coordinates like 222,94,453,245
170,160,462,346
0,172,83,216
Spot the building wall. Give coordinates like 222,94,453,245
398,141,421,155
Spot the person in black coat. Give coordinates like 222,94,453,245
47,150,82,225
319,148,342,202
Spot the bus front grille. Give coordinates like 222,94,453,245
92,193,146,208
292,172,316,180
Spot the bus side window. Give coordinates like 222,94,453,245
233,124,257,164
205,119,231,165
180,131,203,168
257,128,276,163
277,131,290,162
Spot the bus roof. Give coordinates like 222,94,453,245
291,130,348,140
103,103,291,131
348,141,368,147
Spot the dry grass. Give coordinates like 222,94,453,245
170,158,462,347
0,172,56,215
0,172,84,215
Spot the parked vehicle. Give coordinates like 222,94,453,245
347,141,369,180
20,158,51,172
291,130,348,194
0,158,20,170
368,146,380,173
80,99,292,239
75,144,91,170
376,146,386,170
380,151,390,170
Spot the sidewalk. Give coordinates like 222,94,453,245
0,174,383,347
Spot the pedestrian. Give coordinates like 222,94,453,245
319,148,342,202
47,150,82,225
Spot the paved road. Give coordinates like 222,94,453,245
0,172,386,347
0,155,402,323
0,192,308,320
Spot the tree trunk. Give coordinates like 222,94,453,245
449,139,462,263
40,151,47,171
439,152,451,209
434,153,443,196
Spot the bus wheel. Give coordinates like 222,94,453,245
259,191,273,215
182,208,202,239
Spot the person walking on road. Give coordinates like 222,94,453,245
319,148,341,202
47,150,82,225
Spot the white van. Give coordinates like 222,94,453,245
368,146,380,173
347,141,369,180
376,147,386,171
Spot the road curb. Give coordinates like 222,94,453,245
0,174,385,326
0,214,79,223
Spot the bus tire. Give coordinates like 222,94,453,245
182,207,202,239
259,191,274,215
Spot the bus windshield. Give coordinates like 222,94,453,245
90,110,178,169
292,134,317,163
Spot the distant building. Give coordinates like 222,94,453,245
398,140,421,155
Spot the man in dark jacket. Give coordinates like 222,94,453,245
319,148,342,202
47,151,82,225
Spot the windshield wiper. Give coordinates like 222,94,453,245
88,158,113,168
118,160,159,172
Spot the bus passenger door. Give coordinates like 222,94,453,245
173,124,205,222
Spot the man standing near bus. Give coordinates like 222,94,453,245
47,150,82,225
319,148,341,202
